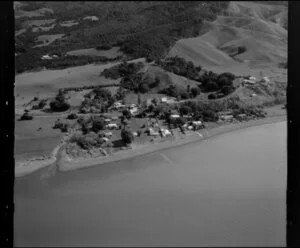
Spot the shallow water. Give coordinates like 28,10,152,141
14,121,287,246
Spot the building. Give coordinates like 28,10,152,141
249,76,257,81
220,115,234,122
41,55,52,60
242,79,256,85
261,77,270,83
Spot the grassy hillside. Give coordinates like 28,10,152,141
167,1,287,70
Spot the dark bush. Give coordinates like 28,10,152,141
121,129,134,145
50,91,70,112
91,117,106,133
19,112,33,121
50,100,70,112
67,113,78,120
122,109,132,119
221,85,235,95
190,87,200,97
205,81,219,91
139,83,150,93
208,93,217,100
179,105,192,115
180,91,189,100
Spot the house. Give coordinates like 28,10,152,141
41,54,52,60
101,137,109,142
170,114,180,119
161,97,168,103
104,118,111,123
249,76,257,81
148,128,159,136
129,107,139,115
236,114,247,121
243,79,256,85
218,111,233,116
103,131,113,137
250,93,257,97
261,77,270,83
106,123,118,129
220,115,234,121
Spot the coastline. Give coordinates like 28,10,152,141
15,114,286,177
57,114,286,173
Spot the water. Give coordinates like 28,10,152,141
14,122,287,246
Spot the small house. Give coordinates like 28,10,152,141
41,54,52,60
220,115,234,122
106,123,118,129
261,77,270,83
103,131,113,137
249,76,257,81
243,79,256,85
170,114,180,119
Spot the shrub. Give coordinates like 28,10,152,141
205,80,219,91
121,129,134,145
122,109,132,119
91,117,106,133
67,113,78,120
208,93,217,100
19,112,33,121
221,85,235,95
180,91,189,100
50,91,70,112
139,83,150,93
190,87,200,97
179,105,192,115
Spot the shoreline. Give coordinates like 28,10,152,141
15,114,286,178
57,114,286,173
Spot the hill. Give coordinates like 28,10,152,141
167,1,287,71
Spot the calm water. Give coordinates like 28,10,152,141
14,122,287,246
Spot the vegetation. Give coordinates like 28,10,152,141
158,56,202,80
15,1,230,73
49,90,71,112
19,112,33,121
101,61,144,80
67,113,78,120
121,129,134,145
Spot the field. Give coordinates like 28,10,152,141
66,47,123,59
33,34,65,48
15,116,64,161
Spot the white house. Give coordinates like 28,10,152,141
106,123,118,129
249,76,257,81
261,77,270,83
243,79,256,85
170,114,180,119
41,55,52,60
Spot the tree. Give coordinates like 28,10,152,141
221,85,235,95
50,91,70,112
91,117,106,133
122,109,132,119
137,93,142,105
190,87,200,97
208,93,217,99
179,105,192,115
205,80,219,91
121,129,134,145
19,112,33,121
139,83,150,93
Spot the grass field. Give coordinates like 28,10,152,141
67,47,123,59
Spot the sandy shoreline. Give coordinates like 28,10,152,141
15,114,286,177
57,114,286,173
